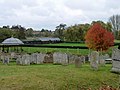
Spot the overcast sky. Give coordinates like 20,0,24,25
0,0,120,30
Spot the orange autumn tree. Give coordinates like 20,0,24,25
85,23,114,51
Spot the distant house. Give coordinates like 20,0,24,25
23,37,61,44
32,31,40,35
39,37,61,41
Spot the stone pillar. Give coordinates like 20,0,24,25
3,56,9,65
89,51,99,70
21,54,30,65
111,48,120,73
36,53,45,64
53,52,68,65
99,55,105,66
75,56,82,68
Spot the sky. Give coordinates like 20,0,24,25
0,0,120,31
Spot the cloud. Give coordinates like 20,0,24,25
0,0,120,30
65,0,106,11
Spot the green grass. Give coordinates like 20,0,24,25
22,43,114,55
22,47,90,55
0,63,119,90
41,43,86,46
22,47,113,56
114,40,120,43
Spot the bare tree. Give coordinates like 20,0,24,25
109,15,120,39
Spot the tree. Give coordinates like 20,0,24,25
40,29,53,37
54,23,66,40
0,28,12,42
11,25,26,39
64,24,84,41
85,23,114,51
109,15,120,39
63,23,90,42
92,21,112,32
56,23,66,30
18,26,26,39
3,25,10,29
26,28,33,37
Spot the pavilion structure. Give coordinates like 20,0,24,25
1,37,24,53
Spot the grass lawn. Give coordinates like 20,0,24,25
114,40,120,43
41,43,86,46
22,47,90,55
22,47,113,56
22,43,89,55
22,42,113,55
0,63,119,90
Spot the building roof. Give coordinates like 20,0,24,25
2,37,24,45
39,37,61,41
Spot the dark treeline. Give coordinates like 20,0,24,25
0,14,120,42
0,25,26,42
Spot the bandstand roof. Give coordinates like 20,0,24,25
2,37,24,45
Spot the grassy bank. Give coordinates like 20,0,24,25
22,43,113,55
22,47,113,56
0,63,119,90
22,47,90,55
41,43,86,46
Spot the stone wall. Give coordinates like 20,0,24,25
0,52,87,66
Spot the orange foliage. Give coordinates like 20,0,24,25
85,23,114,51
